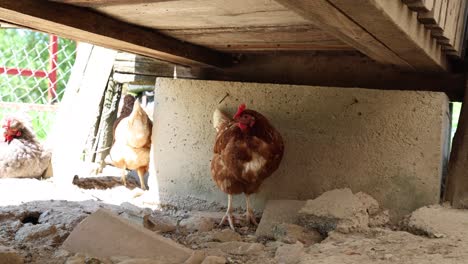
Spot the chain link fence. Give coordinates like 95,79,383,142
0,28,77,141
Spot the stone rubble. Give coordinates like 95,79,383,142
0,187,467,264
297,188,389,235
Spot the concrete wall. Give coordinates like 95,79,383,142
151,78,450,220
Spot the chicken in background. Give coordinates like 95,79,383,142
0,115,52,178
211,103,284,230
106,94,152,190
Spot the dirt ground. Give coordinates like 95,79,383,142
1,178,468,264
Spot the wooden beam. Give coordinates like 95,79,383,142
402,0,435,12
203,51,464,101
50,0,174,7
0,0,232,68
327,0,448,72
445,78,468,207
273,0,413,70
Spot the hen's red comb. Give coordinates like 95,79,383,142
233,103,246,119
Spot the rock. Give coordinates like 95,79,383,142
369,210,390,227
0,245,23,264
256,200,306,238
272,223,322,246
54,249,72,259
118,212,145,227
62,209,192,263
38,208,88,232
404,204,468,238
15,223,57,243
355,192,380,215
117,259,165,264
65,255,85,264
203,241,264,256
274,242,305,264
297,188,387,234
184,250,207,264
180,216,215,233
211,229,242,242
143,214,177,233
201,256,226,264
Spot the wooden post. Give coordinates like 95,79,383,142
445,75,468,207
93,78,122,166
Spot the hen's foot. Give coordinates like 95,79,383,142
245,209,258,226
220,212,235,231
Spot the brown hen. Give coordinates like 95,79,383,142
211,103,284,230
107,95,152,190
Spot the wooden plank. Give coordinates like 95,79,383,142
273,0,412,69
160,25,353,52
50,43,116,185
444,80,468,207
327,0,448,71
418,0,442,27
203,51,464,101
0,0,232,68
438,0,461,45
95,0,310,30
452,0,468,57
51,0,173,7
402,0,435,11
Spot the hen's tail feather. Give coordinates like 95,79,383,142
213,109,231,132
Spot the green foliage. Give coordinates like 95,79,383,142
0,28,77,141
0,28,76,104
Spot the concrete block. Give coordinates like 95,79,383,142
297,188,369,234
255,200,306,238
62,209,192,263
405,205,468,239
152,78,449,220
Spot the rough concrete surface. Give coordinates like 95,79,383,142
152,78,449,220
1,181,468,263
297,188,389,234
255,200,306,238
404,204,468,239
0,245,23,264
62,209,192,262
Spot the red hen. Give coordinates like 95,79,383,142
211,103,284,230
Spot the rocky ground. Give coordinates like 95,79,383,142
0,179,468,264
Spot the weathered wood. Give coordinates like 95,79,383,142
452,0,467,57
50,43,117,184
93,79,123,167
72,175,140,190
418,0,442,26
160,25,352,51
51,0,173,7
327,0,447,72
445,77,468,207
95,0,309,30
113,73,158,85
274,0,412,69
0,0,232,68
402,0,435,12
203,51,464,101
113,52,204,82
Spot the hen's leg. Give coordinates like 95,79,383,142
245,194,258,226
220,194,235,230
121,166,127,187
136,167,147,190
